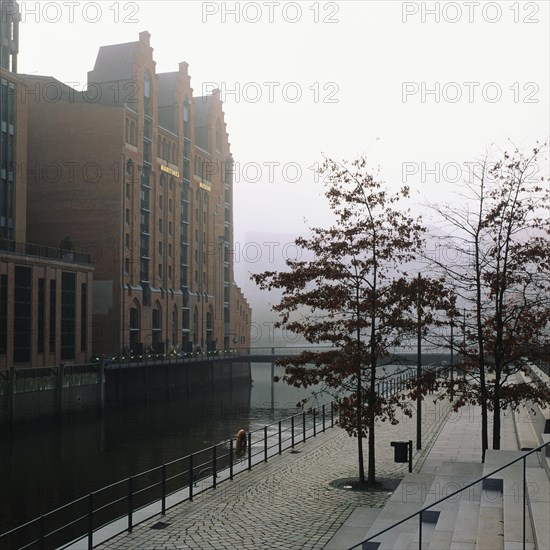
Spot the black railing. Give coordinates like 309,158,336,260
348,439,550,550
0,401,339,550
0,239,90,264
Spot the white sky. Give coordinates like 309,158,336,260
16,0,550,330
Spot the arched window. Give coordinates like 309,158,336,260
129,299,141,349
206,306,215,350
193,306,199,350
172,305,178,350
152,301,162,352
157,136,161,156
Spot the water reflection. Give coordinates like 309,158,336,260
0,362,327,534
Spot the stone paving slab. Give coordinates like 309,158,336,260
97,398,452,549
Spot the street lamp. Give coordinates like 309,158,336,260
417,273,422,450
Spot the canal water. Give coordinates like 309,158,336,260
0,363,330,535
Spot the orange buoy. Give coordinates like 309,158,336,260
236,429,247,456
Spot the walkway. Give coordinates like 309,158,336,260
95,398,454,549
324,405,519,549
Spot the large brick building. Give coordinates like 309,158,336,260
0,1,94,368
24,31,251,356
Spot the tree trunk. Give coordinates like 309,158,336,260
368,409,375,485
493,402,501,450
355,284,366,484
492,376,501,450
357,373,366,484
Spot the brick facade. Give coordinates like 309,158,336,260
24,32,251,357
0,2,94,368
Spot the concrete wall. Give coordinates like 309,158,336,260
0,360,251,426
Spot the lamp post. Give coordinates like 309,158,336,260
450,314,454,400
417,273,422,450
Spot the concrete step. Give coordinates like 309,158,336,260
514,371,550,449
476,464,504,550
387,530,418,550
362,464,487,550
322,506,382,550
450,499,480,547
503,469,535,550
482,450,537,550
526,467,550,550
476,500,504,550
359,473,437,549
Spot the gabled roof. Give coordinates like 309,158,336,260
88,41,138,83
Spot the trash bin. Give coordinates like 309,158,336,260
391,441,409,463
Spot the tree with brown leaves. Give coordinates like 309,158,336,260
427,143,550,457
252,158,448,485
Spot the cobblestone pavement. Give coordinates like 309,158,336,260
99,398,452,550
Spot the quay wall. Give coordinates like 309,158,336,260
0,361,251,427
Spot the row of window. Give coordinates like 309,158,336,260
0,269,86,362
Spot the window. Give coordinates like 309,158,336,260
60,272,76,360
125,233,130,249
183,98,190,138
159,219,163,233
125,258,130,274
158,264,163,278
81,283,87,352
168,199,172,213
38,279,45,353
126,209,130,224
168,243,172,257
216,119,222,152
14,266,31,362
168,222,172,236
129,300,140,346
158,241,163,255
0,275,7,354
144,70,152,115
159,195,163,210
168,266,172,280
126,183,130,199
49,280,56,353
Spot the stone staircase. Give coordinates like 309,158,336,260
324,367,550,550
336,396,550,549
353,450,548,550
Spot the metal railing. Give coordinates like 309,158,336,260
348,440,550,550
0,239,91,264
0,363,434,549
0,401,338,550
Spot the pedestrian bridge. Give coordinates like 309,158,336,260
95,347,454,369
